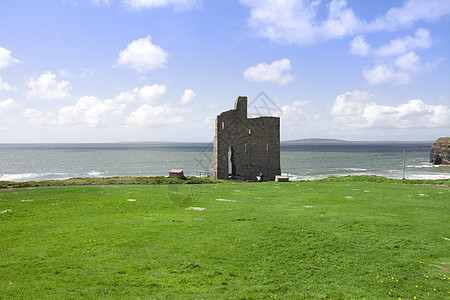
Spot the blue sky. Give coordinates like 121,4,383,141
0,0,449,143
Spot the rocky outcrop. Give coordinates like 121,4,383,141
430,137,450,165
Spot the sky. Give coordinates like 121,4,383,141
0,0,449,143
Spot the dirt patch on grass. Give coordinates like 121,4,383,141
430,262,449,272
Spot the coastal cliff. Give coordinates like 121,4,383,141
430,137,450,165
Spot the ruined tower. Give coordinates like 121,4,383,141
211,96,281,181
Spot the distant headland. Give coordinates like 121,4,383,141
283,138,350,143
281,138,433,144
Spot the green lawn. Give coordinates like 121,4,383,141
1,179,449,299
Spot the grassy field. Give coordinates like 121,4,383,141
1,178,449,299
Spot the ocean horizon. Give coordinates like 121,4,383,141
0,141,448,182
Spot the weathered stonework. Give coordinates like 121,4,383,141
430,137,450,165
275,175,289,182
169,169,186,179
211,96,281,181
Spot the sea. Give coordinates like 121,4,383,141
0,142,449,182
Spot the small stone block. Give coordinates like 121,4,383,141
169,169,186,179
275,175,289,182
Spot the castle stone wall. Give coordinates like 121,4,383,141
211,96,281,181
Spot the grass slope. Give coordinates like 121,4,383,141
1,180,449,299
0,176,220,189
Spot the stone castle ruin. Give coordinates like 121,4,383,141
211,96,281,181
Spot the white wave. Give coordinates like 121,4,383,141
88,171,104,176
280,173,299,181
430,164,450,168
408,164,434,168
408,174,450,180
0,172,70,182
290,175,330,181
341,168,368,172
0,173,41,181
284,172,450,181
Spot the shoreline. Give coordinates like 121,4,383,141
1,175,449,189
2,167,450,183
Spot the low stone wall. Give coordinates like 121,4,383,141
430,137,450,165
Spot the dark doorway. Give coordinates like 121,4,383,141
228,146,236,177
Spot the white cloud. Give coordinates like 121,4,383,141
395,51,421,69
64,0,81,6
349,35,371,56
0,98,18,111
321,0,361,39
139,84,166,103
114,84,166,103
22,109,49,126
115,35,168,72
0,47,20,69
362,100,450,129
368,0,450,31
59,68,95,79
0,98,18,122
114,90,138,103
125,104,190,128
363,64,404,86
202,116,214,129
279,100,322,138
350,28,433,58
91,0,111,6
330,90,450,129
281,102,320,121
58,96,126,127
374,28,433,57
0,77,16,92
58,69,74,78
244,58,293,85
241,0,362,46
181,89,196,104
292,100,312,107
350,30,436,85
26,72,70,100
122,0,199,10
242,0,450,46
79,68,95,78
363,51,432,86
329,90,373,126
